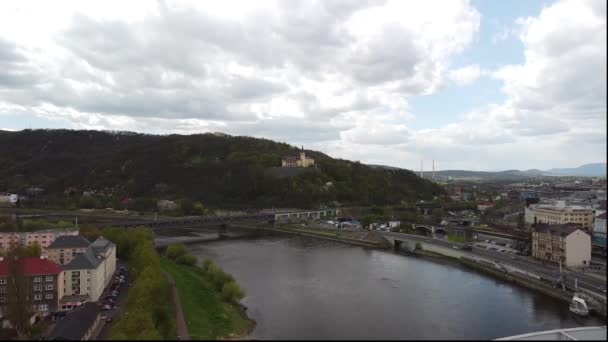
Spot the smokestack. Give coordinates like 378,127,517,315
432,160,435,179
420,160,423,178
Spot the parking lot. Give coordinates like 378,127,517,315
94,261,131,339
474,241,521,254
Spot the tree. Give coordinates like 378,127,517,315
221,281,245,304
517,213,525,230
165,244,188,261
176,254,197,266
23,242,41,257
5,245,34,338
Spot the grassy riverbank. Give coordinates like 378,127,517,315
160,258,254,340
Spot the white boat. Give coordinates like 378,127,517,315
569,294,589,316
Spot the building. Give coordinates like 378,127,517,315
531,223,591,267
477,202,494,212
157,199,178,212
0,256,64,317
525,201,595,231
49,302,101,340
0,229,79,254
61,237,116,305
281,146,315,168
46,235,92,265
593,212,606,241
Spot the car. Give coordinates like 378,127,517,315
510,256,517,260
102,305,113,310
490,240,497,244
106,317,113,323
499,249,506,253
485,240,490,243
452,246,459,249
462,245,473,251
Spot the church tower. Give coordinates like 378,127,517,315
299,145,306,166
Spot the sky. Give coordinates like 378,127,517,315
0,0,606,171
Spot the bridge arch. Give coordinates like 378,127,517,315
412,225,433,236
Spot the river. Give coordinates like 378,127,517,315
186,233,604,340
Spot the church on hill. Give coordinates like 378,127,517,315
281,146,315,168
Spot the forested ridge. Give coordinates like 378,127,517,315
0,129,444,209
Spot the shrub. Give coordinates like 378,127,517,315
221,281,245,304
166,243,188,260
176,254,197,266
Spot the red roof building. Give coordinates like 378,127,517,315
0,256,63,277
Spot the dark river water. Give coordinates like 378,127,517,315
187,234,604,340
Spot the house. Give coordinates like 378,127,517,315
593,212,606,242
157,199,178,212
531,223,591,267
477,202,494,212
49,302,101,340
525,201,595,231
61,237,116,305
0,256,64,317
281,146,315,168
46,235,92,265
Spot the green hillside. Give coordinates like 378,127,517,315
0,129,444,210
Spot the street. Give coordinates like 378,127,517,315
95,260,131,340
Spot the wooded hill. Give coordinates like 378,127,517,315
0,129,444,209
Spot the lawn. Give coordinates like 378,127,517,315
160,258,253,340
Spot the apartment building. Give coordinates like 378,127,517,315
531,223,591,267
0,256,64,317
0,229,79,253
61,237,116,305
525,201,595,231
46,235,92,265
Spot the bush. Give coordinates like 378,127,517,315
166,243,188,260
176,254,197,266
201,258,213,273
221,281,245,304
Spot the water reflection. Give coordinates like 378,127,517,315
188,235,604,340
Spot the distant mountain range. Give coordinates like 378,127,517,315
368,163,607,179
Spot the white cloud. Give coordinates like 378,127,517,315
0,0,605,171
447,64,484,86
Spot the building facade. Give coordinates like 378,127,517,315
594,212,606,240
531,223,591,267
61,237,116,304
281,146,315,168
0,229,79,254
0,256,64,316
525,202,595,231
46,235,91,265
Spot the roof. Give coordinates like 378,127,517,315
62,247,103,271
597,212,607,220
49,302,99,341
47,235,91,249
534,223,585,237
0,257,63,277
282,156,298,161
90,236,114,254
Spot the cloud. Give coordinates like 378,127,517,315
447,64,484,86
0,0,604,170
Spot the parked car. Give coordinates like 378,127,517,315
106,317,113,323
462,245,473,251
102,305,113,310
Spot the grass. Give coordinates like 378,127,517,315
160,258,253,340
447,235,471,243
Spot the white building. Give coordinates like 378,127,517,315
525,201,595,230
60,237,116,306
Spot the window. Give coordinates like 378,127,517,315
45,293,53,299
0,297,4,303
38,304,48,311
86,270,91,275
34,294,42,300
0,278,5,285
34,285,42,291
87,286,91,292
46,284,53,291
34,276,42,283
46,276,53,282
0,288,5,293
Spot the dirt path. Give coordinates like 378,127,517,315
164,271,190,340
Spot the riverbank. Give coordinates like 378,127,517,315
276,225,390,249
408,247,607,319
160,258,255,340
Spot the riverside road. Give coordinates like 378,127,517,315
380,231,607,298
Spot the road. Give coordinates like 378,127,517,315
164,271,190,340
380,231,607,297
95,261,131,340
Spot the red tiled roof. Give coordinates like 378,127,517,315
0,257,62,277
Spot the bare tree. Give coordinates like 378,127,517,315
5,244,33,338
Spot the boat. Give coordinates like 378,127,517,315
569,294,589,316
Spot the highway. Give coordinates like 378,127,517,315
380,231,607,297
